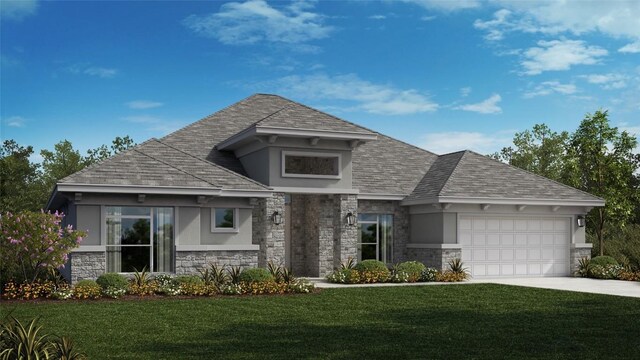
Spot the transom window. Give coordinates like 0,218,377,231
282,151,341,179
105,207,174,273
358,214,393,264
212,208,238,232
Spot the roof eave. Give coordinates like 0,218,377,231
56,183,273,198
401,196,606,208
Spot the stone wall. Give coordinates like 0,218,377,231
570,246,592,276
334,194,358,269
252,193,286,268
357,200,410,263
405,247,462,271
175,250,258,275
70,252,106,284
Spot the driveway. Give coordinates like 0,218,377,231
469,277,640,298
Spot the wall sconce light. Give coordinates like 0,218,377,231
346,212,356,226
577,215,585,228
272,211,282,225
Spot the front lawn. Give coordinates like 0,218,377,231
2,284,639,359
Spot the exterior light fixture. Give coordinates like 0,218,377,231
272,211,282,225
577,215,586,228
346,212,356,226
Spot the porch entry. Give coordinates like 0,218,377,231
357,214,393,264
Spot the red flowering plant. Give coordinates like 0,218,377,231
0,210,86,285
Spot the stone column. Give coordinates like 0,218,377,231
252,192,286,268
333,194,358,271
317,196,335,276
570,244,592,276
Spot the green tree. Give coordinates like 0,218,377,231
569,110,639,255
0,140,46,212
40,140,86,189
493,124,570,182
85,135,135,165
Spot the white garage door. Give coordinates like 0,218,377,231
459,216,570,277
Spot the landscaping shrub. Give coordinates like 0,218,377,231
154,274,181,296
226,266,243,285
590,256,618,267
617,269,640,281
199,263,228,286
326,268,361,284
72,280,101,299
239,268,274,283
437,258,469,282
395,261,426,282
588,264,624,279
288,278,314,293
128,267,157,296
420,268,439,282
96,273,129,295
0,211,86,285
576,257,591,277
0,317,86,360
1,280,57,300
241,280,287,295
590,224,640,270
390,269,410,283
354,260,390,283
173,275,214,296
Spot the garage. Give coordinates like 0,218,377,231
459,215,571,278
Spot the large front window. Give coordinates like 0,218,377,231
357,214,393,264
106,207,174,273
281,151,341,179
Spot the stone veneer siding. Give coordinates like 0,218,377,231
570,246,592,276
357,200,410,263
405,248,461,271
175,250,258,275
290,194,358,277
70,252,106,284
252,193,286,268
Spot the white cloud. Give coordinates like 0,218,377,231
67,64,118,79
369,15,386,20
3,116,26,127
420,15,436,21
475,1,640,42
421,131,512,155
400,0,480,12
455,94,502,114
460,87,472,97
264,73,438,115
183,0,333,45
0,0,38,20
126,100,164,109
523,81,577,98
619,41,640,54
580,73,627,90
520,39,607,75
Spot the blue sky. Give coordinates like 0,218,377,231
2,0,639,160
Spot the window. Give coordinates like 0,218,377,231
282,151,341,179
357,214,393,264
212,208,238,232
105,207,174,273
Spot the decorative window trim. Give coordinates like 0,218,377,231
281,150,342,179
211,208,239,233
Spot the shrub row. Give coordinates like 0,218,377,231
326,258,469,284
1,264,314,300
576,256,640,281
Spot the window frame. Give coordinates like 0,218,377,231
281,150,342,179
357,213,394,264
211,207,239,233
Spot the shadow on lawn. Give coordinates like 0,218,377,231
134,296,640,359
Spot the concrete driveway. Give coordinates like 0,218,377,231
469,277,640,298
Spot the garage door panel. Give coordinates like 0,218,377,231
461,216,570,278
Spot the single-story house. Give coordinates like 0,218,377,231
47,94,604,283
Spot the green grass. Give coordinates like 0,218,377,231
2,284,640,359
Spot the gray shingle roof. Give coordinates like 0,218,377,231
161,94,436,195
406,150,603,202
60,139,268,190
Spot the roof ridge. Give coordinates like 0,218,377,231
464,150,604,201
133,144,219,188
434,151,467,196
159,94,262,143
155,139,270,190
268,94,438,156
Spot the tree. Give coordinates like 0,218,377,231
569,110,639,255
0,141,46,213
40,140,86,190
85,135,135,165
492,124,570,182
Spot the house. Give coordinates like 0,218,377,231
47,94,604,283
